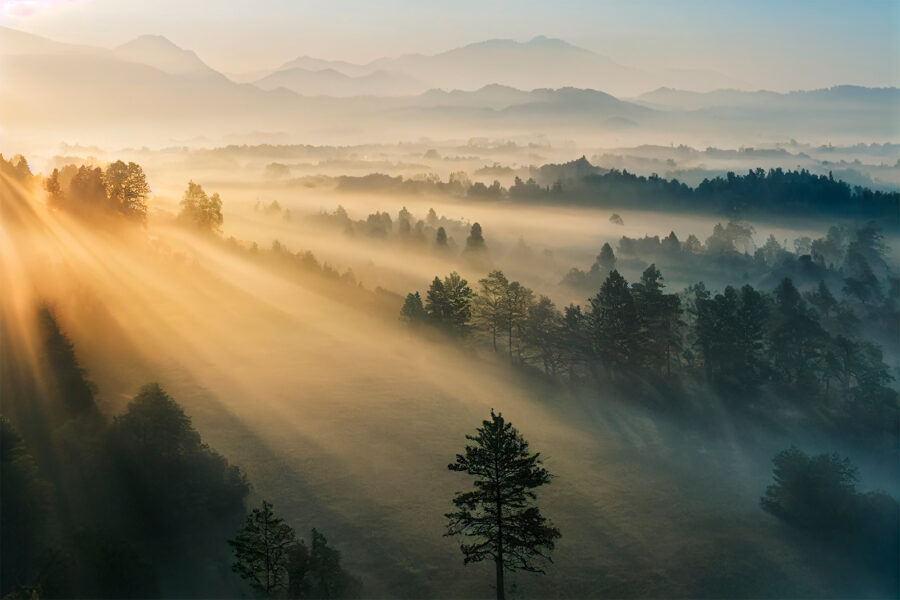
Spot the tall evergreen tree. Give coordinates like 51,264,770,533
465,222,486,252
587,270,639,379
399,292,426,326
445,410,560,600
473,270,510,352
632,264,682,375
229,501,297,596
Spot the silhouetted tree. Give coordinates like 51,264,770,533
769,278,827,389
593,243,616,277
304,529,362,599
68,166,107,214
435,226,448,248
466,222,486,253
473,270,510,352
0,417,52,595
587,270,638,379
425,272,474,336
399,292,427,326
523,296,563,375
229,501,296,596
632,264,682,375
44,168,65,208
446,410,560,600
104,160,150,223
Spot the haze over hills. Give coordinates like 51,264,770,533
248,35,741,97
1,26,898,150
254,67,424,97
111,34,227,81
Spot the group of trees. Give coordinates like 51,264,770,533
0,308,249,597
37,161,225,233
761,447,898,595
401,263,898,450
0,307,357,598
309,204,489,258
44,160,150,222
229,501,361,599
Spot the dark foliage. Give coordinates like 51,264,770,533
761,447,899,594
446,410,561,600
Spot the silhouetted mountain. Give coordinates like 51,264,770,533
637,85,900,111
112,35,227,81
276,55,372,77
254,67,423,96
261,36,735,96
0,25,99,56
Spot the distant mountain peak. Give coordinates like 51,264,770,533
526,35,574,48
116,34,182,51
112,34,223,80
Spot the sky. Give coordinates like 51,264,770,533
1,0,898,90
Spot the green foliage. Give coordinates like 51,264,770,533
761,447,899,593
446,410,560,599
399,292,427,325
425,272,474,335
587,270,639,378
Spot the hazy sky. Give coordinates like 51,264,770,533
2,0,898,89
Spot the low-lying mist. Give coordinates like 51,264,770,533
4,152,897,598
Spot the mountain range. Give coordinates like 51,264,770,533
1,26,897,149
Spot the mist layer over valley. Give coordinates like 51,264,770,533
1,5,898,599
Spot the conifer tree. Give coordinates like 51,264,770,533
229,501,297,596
445,410,560,600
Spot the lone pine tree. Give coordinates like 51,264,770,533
445,410,560,600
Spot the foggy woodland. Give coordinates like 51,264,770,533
1,5,898,600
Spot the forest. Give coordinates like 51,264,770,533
1,5,899,598
1,150,897,598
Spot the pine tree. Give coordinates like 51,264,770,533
587,270,639,379
473,270,510,352
399,292,426,326
466,222,486,252
445,410,560,600
229,501,297,596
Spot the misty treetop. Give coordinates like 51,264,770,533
43,160,150,222
178,180,225,233
401,261,898,453
327,159,899,228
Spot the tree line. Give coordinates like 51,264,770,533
327,159,899,228
400,264,898,452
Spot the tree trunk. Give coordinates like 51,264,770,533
496,556,505,600
495,497,505,600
